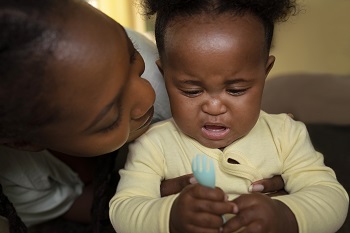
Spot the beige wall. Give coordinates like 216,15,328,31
95,0,350,78
269,0,350,78
97,0,146,32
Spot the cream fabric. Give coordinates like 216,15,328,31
110,111,348,233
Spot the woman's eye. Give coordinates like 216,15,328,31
227,88,247,96
99,116,121,134
181,89,202,97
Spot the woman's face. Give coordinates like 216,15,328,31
34,2,155,156
159,13,274,149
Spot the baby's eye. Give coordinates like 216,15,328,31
181,89,203,97
227,88,247,96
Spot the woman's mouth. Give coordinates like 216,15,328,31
136,107,154,130
201,124,230,140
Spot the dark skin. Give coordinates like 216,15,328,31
157,12,297,233
160,175,288,232
223,193,296,233
166,177,290,233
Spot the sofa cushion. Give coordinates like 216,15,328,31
262,73,350,125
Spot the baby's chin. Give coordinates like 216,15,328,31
196,135,241,150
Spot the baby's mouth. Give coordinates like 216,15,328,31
204,125,227,131
202,124,230,140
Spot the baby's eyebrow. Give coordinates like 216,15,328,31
224,79,250,85
182,80,202,86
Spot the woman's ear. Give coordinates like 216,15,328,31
0,138,45,152
265,55,275,77
156,59,164,75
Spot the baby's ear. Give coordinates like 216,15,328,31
265,55,275,77
0,138,45,152
155,59,164,75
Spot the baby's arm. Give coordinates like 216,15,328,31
223,118,349,233
109,141,174,233
272,119,349,233
109,132,233,233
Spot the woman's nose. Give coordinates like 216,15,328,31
202,98,227,116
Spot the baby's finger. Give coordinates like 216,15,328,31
249,175,285,193
222,205,259,233
193,199,236,218
191,185,227,201
183,224,224,233
190,212,226,229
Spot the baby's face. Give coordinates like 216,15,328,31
35,1,155,156
159,13,274,149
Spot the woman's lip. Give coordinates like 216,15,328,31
136,107,154,130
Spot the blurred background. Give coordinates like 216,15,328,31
86,0,350,79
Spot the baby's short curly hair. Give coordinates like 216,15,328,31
141,0,297,56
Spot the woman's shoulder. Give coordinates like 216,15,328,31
0,147,81,188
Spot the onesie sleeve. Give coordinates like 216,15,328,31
272,117,349,233
109,135,176,233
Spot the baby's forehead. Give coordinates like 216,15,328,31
165,14,264,44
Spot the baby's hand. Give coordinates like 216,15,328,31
169,184,234,233
222,193,298,233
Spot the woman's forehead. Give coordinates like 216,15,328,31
46,4,131,123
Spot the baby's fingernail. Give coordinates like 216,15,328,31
219,227,223,233
224,194,229,201
189,177,198,184
232,203,239,214
249,184,264,192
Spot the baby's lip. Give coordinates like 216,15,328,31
203,122,227,129
201,123,230,140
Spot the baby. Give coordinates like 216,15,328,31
110,0,349,232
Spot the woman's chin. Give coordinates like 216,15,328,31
127,126,150,142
